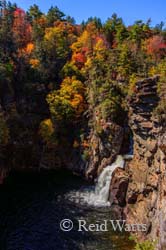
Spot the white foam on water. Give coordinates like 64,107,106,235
85,155,125,207
64,155,127,207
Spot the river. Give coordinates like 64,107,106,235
0,170,135,250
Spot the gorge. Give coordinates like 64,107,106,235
0,2,166,249
1,75,165,250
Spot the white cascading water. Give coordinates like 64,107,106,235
86,155,125,206
64,155,128,207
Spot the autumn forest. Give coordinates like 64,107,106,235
1,1,166,249
0,0,166,175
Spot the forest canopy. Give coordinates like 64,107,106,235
0,0,166,155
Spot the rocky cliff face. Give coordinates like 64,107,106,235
120,76,166,248
86,122,124,179
106,76,166,248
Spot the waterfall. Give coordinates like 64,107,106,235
87,155,125,206
64,155,126,207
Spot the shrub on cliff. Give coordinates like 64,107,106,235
153,99,166,123
130,236,156,250
149,60,166,82
134,240,156,250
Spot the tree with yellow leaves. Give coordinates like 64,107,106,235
39,119,54,144
47,77,86,123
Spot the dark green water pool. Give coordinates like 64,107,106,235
0,170,135,250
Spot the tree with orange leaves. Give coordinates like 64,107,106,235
145,35,166,61
12,8,32,48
